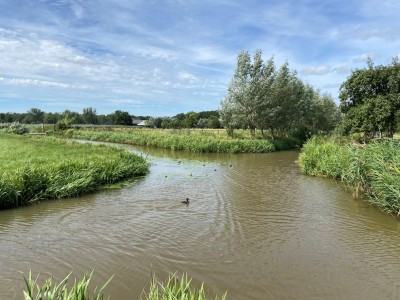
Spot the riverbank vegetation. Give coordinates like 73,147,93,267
65,127,300,153
299,136,400,214
23,271,113,300
23,272,226,300
298,58,400,215
0,134,149,209
141,273,227,300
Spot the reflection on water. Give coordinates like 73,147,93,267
1,146,400,299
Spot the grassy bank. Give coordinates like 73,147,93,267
298,136,400,214
65,128,299,153
23,272,226,300
0,134,149,209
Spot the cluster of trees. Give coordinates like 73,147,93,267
0,108,147,127
145,111,221,129
339,58,400,137
0,108,222,129
220,50,340,138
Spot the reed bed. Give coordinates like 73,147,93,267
23,271,112,300
141,273,227,300
0,134,149,209
298,136,400,214
66,128,299,153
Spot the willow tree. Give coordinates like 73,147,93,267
220,50,273,137
220,50,340,138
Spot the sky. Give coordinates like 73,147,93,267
0,0,399,116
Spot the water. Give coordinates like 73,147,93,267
1,146,400,299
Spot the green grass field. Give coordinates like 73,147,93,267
0,133,149,209
65,128,299,153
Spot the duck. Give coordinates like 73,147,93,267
181,198,190,204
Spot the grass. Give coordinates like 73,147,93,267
0,133,149,209
298,135,400,214
23,271,113,300
64,128,300,153
23,272,226,300
141,273,227,300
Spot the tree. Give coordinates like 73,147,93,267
43,112,60,124
219,96,238,136
110,110,132,126
24,108,44,124
220,49,339,139
183,112,198,128
339,60,400,137
82,107,98,124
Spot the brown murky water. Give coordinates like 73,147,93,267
1,146,400,299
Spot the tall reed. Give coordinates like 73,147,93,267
141,273,227,300
23,271,113,300
298,136,400,214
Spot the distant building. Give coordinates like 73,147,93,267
132,118,147,126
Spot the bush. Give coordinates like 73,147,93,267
5,122,29,134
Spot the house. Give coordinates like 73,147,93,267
132,118,147,126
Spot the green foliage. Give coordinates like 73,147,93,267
82,107,98,124
221,50,340,138
299,136,400,214
4,122,29,134
141,273,227,300
110,110,132,126
23,271,113,300
0,134,149,209
56,117,74,130
23,108,44,124
68,128,282,153
339,60,400,137
298,136,351,178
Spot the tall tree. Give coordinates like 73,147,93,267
110,110,132,126
24,108,44,124
82,107,98,124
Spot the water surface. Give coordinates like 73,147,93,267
1,146,400,299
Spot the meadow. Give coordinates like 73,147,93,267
298,136,400,214
64,127,300,153
0,133,149,209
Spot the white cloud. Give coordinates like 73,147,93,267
302,66,331,76
332,66,352,75
0,76,92,89
352,54,374,63
178,71,197,81
108,99,143,105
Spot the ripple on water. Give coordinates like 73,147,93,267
2,150,400,299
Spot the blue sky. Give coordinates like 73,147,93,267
0,0,399,116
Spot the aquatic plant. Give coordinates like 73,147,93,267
23,271,112,300
141,273,227,300
298,136,400,214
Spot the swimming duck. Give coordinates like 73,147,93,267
181,198,190,204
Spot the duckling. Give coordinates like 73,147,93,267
181,198,190,204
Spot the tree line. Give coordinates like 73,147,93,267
220,50,340,138
0,108,222,129
145,111,221,129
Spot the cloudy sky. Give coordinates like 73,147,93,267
0,0,399,116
